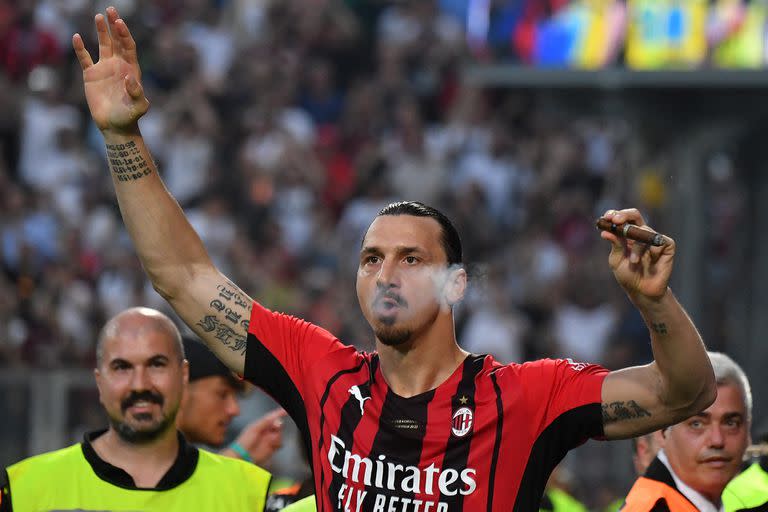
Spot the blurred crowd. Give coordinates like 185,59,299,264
0,0,749,505
0,0,666,373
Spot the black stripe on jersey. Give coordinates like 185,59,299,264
245,332,312,470
367,387,434,505
487,371,504,512
512,403,602,510
439,354,485,509
317,359,367,512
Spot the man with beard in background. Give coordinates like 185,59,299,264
0,307,271,511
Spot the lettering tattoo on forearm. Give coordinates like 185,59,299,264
106,141,152,182
602,400,652,424
651,322,668,335
195,281,253,354
197,315,247,355
216,283,252,312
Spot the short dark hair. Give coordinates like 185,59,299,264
377,201,463,266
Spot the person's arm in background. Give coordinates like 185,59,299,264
222,409,286,465
598,208,717,439
73,7,249,374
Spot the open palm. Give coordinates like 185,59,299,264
73,7,148,132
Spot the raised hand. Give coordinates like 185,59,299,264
229,409,287,466
599,208,675,301
73,6,148,133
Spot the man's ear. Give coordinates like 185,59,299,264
445,267,467,305
94,368,104,404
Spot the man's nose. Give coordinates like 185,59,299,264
130,366,151,390
376,259,400,287
226,395,240,417
708,424,726,448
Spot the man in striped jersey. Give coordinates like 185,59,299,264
74,7,717,510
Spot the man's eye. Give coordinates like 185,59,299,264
365,256,380,265
404,256,419,264
690,420,703,429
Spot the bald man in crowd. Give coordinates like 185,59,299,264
0,307,271,511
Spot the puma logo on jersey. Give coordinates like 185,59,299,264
349,385,371,415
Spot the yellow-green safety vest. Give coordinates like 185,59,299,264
540,488,589,512
282,495,317,512
723,462,768,511
6,442,271,511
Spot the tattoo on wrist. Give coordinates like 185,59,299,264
651,322,668,335
602,400,651,424
106,141,152,182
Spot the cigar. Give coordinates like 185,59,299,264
595,218,668,247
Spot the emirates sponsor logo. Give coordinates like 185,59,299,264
451,407,473,438
328,434,477,511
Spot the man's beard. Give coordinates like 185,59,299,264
375,323,413,346
110,390,176,444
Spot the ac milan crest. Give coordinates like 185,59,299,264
451,407,474,438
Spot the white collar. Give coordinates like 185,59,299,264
657,449,724,512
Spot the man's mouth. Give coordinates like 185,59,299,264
700,456,731,468
122,392,163,413
127,401,157,413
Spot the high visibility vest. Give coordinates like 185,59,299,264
6,442,271,511
541,487,590,512
622,476,699,512
723,462,768,511
282,495,317,512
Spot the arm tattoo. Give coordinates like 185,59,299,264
197,315,247,355
602,400,652,424
106,141,152,182
651,322,668,335
195,280,253,355
216,283,252,312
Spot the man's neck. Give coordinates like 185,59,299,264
91,427,180,488
376,321,469,398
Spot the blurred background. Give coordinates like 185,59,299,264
1,0,768,507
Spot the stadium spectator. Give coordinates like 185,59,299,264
177,335,285,466
622,352,751,511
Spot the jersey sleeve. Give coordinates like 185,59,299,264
522,358,608,444
243,300,347,401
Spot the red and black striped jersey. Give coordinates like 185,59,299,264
244,301,608,511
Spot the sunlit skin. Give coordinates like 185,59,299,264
95,314,187,445
663,383,750,503
177,376,240,447
356,215,467,396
